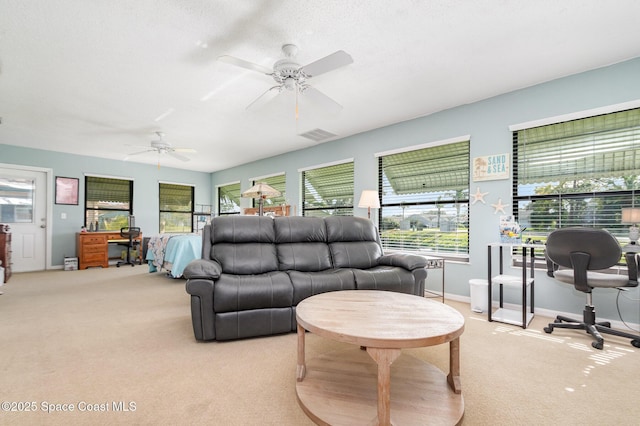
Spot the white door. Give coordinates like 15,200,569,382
0,167,48,272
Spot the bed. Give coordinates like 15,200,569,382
146,234,202,278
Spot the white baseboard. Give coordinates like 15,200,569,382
444,293,640,332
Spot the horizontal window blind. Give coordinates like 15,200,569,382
85,176,131,209
159,183,193,212
379,140,470,256
218,182,241,215
302,162,354,216
159,183,193,233
514,108,640,243
85,176,132,230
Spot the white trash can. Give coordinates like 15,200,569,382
469,279,489,313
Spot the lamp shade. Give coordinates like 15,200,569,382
241,182,281,199
358,190,380,209
621,207,640,224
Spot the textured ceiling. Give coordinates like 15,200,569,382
1,0,640,172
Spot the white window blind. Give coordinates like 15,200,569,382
85,176,133,231
159,183,193,233
218,182,241,215
302,162,354,217
513,107,640,242
379,140,470,256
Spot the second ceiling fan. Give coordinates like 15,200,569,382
218,44,353,115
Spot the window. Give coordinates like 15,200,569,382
0,177,34,223
302,161,354,217
252,174,286,207
85,176,132,231
378,140,470,257
513,108,640,244
218,182,241,215
159,183,193,233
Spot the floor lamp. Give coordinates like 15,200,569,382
242,182,281,216
358,190,380,219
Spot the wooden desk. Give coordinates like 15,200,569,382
77,231,143,269
296,290,465,426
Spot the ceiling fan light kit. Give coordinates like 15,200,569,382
124,131,196,165
219,44,353,114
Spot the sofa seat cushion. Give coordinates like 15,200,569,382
289,269,356,305
214,272,293,313
353,266,417,294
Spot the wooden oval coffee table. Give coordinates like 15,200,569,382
296,290,465,426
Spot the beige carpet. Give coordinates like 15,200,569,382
1,266,638,425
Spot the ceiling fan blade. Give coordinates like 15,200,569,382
168,151,190,162
174,148,197,153
218,55,272,75
302,86,343,113
301,50,353,78
124,149,154,161
246,85,282,110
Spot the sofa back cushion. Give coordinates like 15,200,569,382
210,216,278,274
274,217,331,271
325,216,383,269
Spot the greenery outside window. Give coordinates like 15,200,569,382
513,107,640,247
159,182,193,233
218,182,241,215
378,140,470,257
85,176,132,231
302,161,354,217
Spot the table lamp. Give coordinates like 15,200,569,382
358,190,380,219
621,207,640,245
242,182,281,216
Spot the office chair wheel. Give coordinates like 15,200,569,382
543,326,553,334
116,264,120,268
632,339,640,348
591,341,603,350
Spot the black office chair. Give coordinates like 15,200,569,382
116,227,141,267
543,227,640,349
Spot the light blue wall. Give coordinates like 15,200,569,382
211,57,640,324
0,145,212,266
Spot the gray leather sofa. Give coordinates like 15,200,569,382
184,215,428,341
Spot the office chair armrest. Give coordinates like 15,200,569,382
545,251,558,278
625,252,639,287
568,251,591,293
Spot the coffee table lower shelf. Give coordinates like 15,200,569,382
296,347,464,425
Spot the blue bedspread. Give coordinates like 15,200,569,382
146,234,202,278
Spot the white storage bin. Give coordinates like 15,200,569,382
469,279,488,313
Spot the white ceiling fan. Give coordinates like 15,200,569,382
218,44,353,115
124,132,196,163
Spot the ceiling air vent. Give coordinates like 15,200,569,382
298,128,337,142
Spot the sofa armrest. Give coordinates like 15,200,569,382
378,253,428,271
185,278,216,341
183,259,222,280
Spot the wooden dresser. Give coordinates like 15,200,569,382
0,224,11,283
77,232,109,269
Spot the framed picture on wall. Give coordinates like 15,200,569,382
55,176,79,205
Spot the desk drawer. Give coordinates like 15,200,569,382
83,252,107,263
83,235,107,244
84,245,105,254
